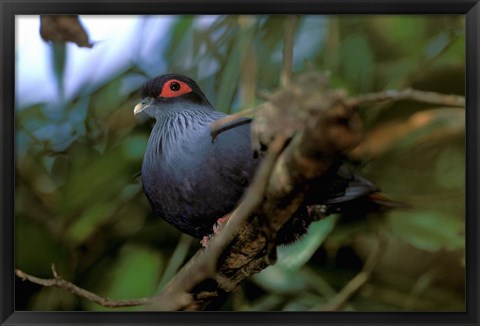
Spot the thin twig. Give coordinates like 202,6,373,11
281,16,300,88
156,234,193,292
316,233,386,311
15,264,192,310
347,88,465,108
16,266,150,308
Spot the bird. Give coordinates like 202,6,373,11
134,73,401,245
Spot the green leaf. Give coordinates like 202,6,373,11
64,201,117,246
432,35,465,66
122,134,149,160
61,147,131,213
276,216,338,271
16,217,67,276
215,39,241,111
90,72,143,119
17,104,48,132
87,245,163,311
246,294,284,311
253,216,338,293
253,264,307,294
166,16,195,60
425,32,450,60
339,33,374,93
388,211,464,252
156,234,193,292
378,16,426,56
282,292,323,311
216,18,257,112
434,145,465,189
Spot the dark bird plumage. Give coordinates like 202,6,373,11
135,74,398,244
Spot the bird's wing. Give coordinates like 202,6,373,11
207,120,258,191
211,117,253,141
164,119,258,227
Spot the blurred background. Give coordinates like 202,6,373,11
15,15,465,311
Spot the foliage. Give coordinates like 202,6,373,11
15,15,465,311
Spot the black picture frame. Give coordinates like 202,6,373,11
1,1,479,325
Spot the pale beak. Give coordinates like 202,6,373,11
134,97,154,115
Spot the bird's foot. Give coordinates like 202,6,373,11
200,214,232,248
213,213,231,234
201,235,212,248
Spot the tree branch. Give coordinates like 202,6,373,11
15,264,190,308
281,16,300,88
347,88,465,108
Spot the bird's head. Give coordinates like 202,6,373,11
134,74,213,119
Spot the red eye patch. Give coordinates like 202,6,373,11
159,79,193,98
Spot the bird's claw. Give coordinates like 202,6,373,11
213,214,230,234
200,214,231,248
201,235,211,248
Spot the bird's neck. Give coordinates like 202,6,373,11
144,106,225,172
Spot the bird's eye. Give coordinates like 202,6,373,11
170,82,181,91
159,79,192,98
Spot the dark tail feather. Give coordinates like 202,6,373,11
368,192,410,209
325,192,409,218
